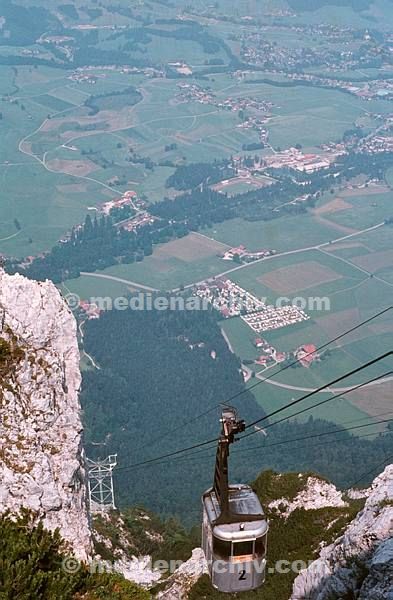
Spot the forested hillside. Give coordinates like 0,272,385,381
81,307,393,522
81,306,263,519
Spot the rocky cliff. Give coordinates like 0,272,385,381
0,269,92,560
0,269,392,599
291,465,393,600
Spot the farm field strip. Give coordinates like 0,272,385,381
180,222,385,292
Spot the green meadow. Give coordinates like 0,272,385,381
2,54,392,259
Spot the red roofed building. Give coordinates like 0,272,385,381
255,354,272,367
302,344,317,355
296,344,318,368
79,301,102,320
231,245,246,255
256,355,269,365
301,354,314,367
123,190,137,198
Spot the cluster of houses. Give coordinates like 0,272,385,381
68,72,98,84
79,300,102,320
326,77,393,102
358,135,393,155
239,34,356,72
346,81,393,101
221,245,276,263
264,148,336,173
194,279,310,333
122,211,158,233
174,84,275,145
100,190,141,216
254,337,286,366
175,83,274,114
168,62,193,75
69,65,165,83
175,83,215,105
284,72,393,101
98,191,157,232
254,338,319,369
236,22,388,76
237,117,271,145
195,279,266,318
296,344,319,368
242,304,309,334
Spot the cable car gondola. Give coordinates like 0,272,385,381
202,407,269,593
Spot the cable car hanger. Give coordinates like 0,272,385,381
213,406,264,525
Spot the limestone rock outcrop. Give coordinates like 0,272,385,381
291,465,393,600
0,270,92,560
155,548,208,600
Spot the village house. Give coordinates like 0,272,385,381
296,344,319,368
79,301,102,320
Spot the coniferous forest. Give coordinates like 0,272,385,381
81,307,393,523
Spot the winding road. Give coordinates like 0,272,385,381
256,372,393,394
80,271,159,292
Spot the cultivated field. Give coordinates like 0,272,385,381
1,58,388,258
230,249,363,300
315,190,393,231
77,232,229,291
202,214,339,253
350,249,393,273
314,197,353,216
258,261,342,294
153,232,228,262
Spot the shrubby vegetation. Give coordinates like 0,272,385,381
154,176,306,226
93,507,200,565
0,510,149,600
58,4,79,20
242,142,265,151
0,335,24,386
145,22,225,55
153,150,393,225
0,1,60,46
0,339,12,365
84,87,142,116
166,161,234,191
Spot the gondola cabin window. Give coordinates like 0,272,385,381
213,537,266,562
255,534,267,558
213,537,231,559
231,540,254,562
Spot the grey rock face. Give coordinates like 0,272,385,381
0,270,92,560
291,465,393,600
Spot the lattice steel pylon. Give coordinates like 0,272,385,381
86,455,117,513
